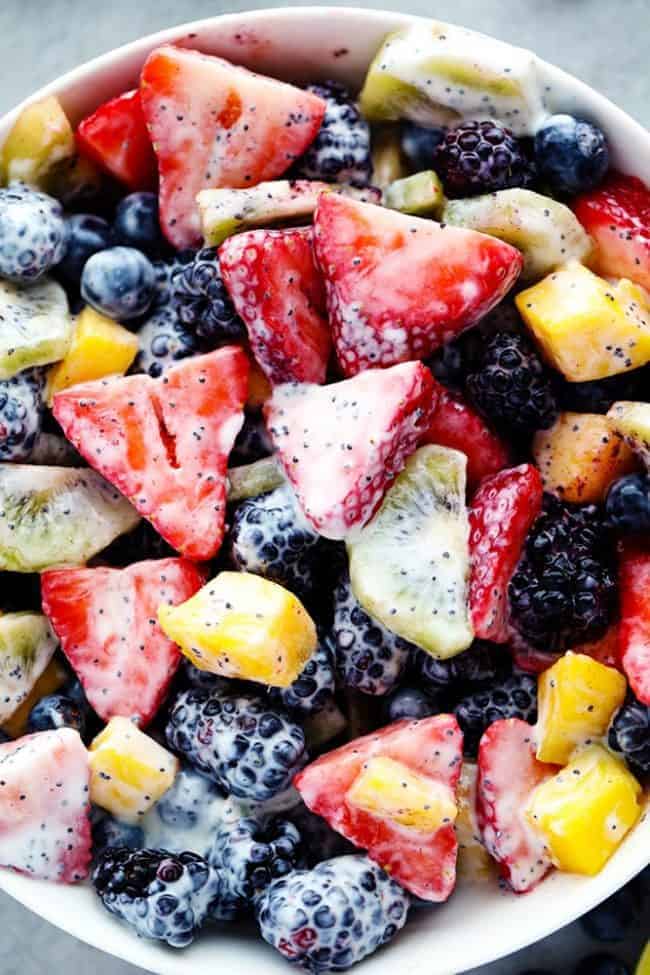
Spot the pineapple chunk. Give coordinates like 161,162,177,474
608,401,650,469
536,653,627,765
1,96,75,187
89,717,178,823
526,745,642,875
47,306,138,402
456,761,493,882
158,571,317,688
533,412,637,504
516,261,650,381
0,656,67,738
371,126,409,189
347,755,457,832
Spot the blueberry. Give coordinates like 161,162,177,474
606,474,650,533
81,246,155,320
574,954,631,975
112,192,167,259
400,121,445,171
0,183,68,283
57,214,111,286
27,693,86,736
534,114,609,195
384,687,439,722
580,883,639,941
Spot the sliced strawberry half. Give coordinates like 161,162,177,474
0,729,90,883
140,46,326,248
476,718,555,893
76,89,157,191
574,172,650,292
52,347,248,561
469,464,543,643
421,383,511,490
264,360,436,539
618,540,650,704
313,194,523,376
42,559,205,727
219,227,331,385
295,714,463,901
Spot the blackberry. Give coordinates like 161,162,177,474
171,247,245,348
534,114,609,196
288,803,356,867
92,847,223,947
92,812,144,856
0,367,45,461
141,765,228,860
435,120,535,197
455,673,538,756
132,305,200,378
605,474,650,533
210,816,302,919
150,250,195,309
230,412,273,467
256,854,410,972
0,183,68,282
383,687,440,723
329,573,412,696
413,640,512,700
508,497,616,651
400,121,446,171
155,766,227,832
608,698,650,775
292,81,372,186
165,687,307,802
466,331,557,437
81,246,155,320
268,641,336,716
27,693,85,736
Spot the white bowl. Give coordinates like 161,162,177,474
0,7,648,974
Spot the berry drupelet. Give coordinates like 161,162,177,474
0,183,68,282
605,474,650,533
268,641,336,717
171,246,246,348
435,120,535,197
455,673,538,756
0,367,45,461
132,305,200,378
413,640,513,700
608,697,650,776
293,81,373,186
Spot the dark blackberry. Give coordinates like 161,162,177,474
27,693,85,736
426,328,484,393
132,305,200,378
97,519,176,566
92,847,223,947
210,816,302,919
608,697,650,776
150,250,195,309
329,573,412,695
466,331,557,438
165,687,307,802
0,183,68,282
413,641,512,700
400,121,446,171
230,412,273,467
534,114,609,196
288,803,356,867
92,811,144,856
508,497,616,651
292,81,372,186
383,687,440,723
268,641,336,716
605,474,650,533
455,673,538,756
435,120,535,197
171,247,246,348
256,854,410,972
0,367,45,461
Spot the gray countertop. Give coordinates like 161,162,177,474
0,1,648,973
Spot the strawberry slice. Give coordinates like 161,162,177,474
573,173,650,292
0,729,90,883
469,464,543,643
264,360,436,539
76,89,157,191
421,383,511,490
476,718,555,893
52,347,248,561
618,541,650,704
42,559,205,727
140,46,326,248
313,194,523,376
294,714,463,901
219,227,331,385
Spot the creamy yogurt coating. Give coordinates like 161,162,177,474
359,21,547,136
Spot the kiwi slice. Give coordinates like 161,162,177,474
348,445,473,659
0,276,73,380
0,464,140,572
383,170,445,217
0,96,75,188
227,456,285,502
0,612,58,723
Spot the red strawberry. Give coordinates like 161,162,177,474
0,729,90,883
294,714,463,901
264,360,436,539
421,383,511,490
219,227,331,385
618,541,650,704
469,464,543,642
76,89,157,191
42,559,205,727
140,46,326,248
313,194,523,376
573,173,650,292
52,347,248,561
476,718,555,893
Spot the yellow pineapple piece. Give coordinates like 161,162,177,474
455,761,493,882
47,306,139,403
1,96,75,187
525,744,642,875
1,657,68,739
158,571,317,688
516,261,650,381
347,755,457,832
89,717,178,823
533,412,637,504
608,401,650,469
536,653,627,765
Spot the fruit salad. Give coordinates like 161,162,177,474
0,17,648,974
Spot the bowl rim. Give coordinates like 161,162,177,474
0,7,648,975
